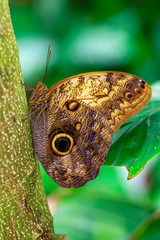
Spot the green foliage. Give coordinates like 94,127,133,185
105,101,160,179
9,0,160,239
54,191,153,240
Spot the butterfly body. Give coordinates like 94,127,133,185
29,71,152,188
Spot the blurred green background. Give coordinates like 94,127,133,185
10,0,160,239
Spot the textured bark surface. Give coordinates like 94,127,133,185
0,0,66,239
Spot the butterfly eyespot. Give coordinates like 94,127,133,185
51,133,74,156
75,122,82,131
139,79,145,85
66,100,80,111
135,88,142,94
138,80,145,89
125,92,134,99
139,83,145,89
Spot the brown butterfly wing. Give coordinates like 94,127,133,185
31,95,112,188
30,71,152,188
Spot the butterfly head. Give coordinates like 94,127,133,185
29,82,48,110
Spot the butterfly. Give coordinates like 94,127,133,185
28,47,152,188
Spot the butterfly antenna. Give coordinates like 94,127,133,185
21,81,35,91
43,45,51,83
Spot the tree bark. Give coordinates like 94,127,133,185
0,0,66,239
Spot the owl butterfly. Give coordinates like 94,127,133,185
29,49,152,188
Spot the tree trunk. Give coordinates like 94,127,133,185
0,0,66,239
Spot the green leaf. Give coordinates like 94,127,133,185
130,211,160,240
147,153,160,205
54,192,153,240
40,163,59,196
105,100,160,179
